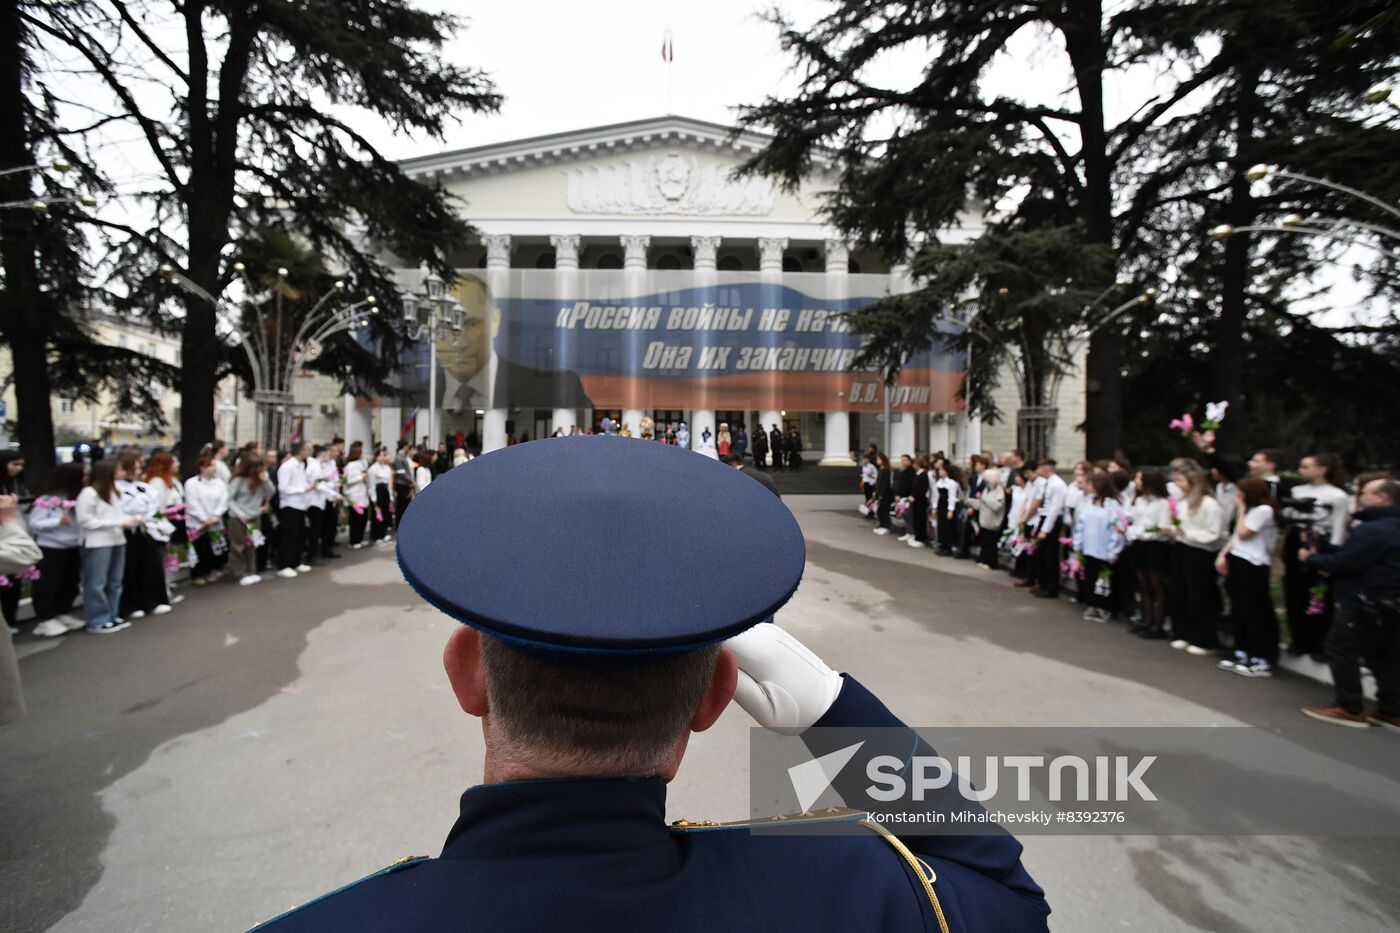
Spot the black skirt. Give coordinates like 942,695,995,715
1131,539,1171,575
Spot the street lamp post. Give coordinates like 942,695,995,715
160,263,381,450
1209,163,1400,260
399,265,465,449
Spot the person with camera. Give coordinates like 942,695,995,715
1281,454,1352,659
1299,476,1400,729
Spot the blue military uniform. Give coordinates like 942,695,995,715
252,438,1050,932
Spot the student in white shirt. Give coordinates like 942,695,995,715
1163,463,1226,648
342,441,372,549
1008,469,1034,584
185,454,231,586
302,446,329,569
76,460,143,634
114,448,174,619
413,450,434,494
316,439,346,560
1030,459,1069,598
367,447,396,545
1215,476,1281,678
1126,469,1173,638
1283,452,1352,658
276,443,314,577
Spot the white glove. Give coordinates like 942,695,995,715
725,623,843,734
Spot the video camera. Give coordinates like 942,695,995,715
1278,496,1338,552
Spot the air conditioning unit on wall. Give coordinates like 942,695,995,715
319,404,338,417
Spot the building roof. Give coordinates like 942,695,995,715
398,115,798,182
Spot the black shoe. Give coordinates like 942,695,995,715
322,551,343,560
1030,589,1058,599
1136,627,1169,640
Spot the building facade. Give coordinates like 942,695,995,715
3,312,180,453
237,116,1087,465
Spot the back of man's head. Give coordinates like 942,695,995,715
480,636,722,776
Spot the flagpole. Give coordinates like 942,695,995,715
663,28,673,115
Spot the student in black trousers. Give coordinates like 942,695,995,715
873,455,893,535
908,458,931,547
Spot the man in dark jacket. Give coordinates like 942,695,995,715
752,428,769,470
768,426,785,472
1299,477,1400,729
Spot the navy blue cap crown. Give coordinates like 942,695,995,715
396,436,805,655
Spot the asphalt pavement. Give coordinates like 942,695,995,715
2,495,1396,932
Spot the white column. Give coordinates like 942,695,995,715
550,234,581,270
820,413,853,466
690,236,721,272
483,234,511,451
929,416,952,457
889,415,915,458
820,239,855,465
380,405,401,450
621,235,650,270
759,410,781,436
344,393,372,447
757,237,787,274
551,408,577,436
965,412,984,456
823,239,850,274
621,408,645,436
691,409,717,451
483,234,512,271
483,408,507,452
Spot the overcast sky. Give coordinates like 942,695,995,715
69,0,1375,321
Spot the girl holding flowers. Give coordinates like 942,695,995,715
25,463,86,637
1126,469,1173,639
116,449,173,619
342,441,372,549
1071,473,1127,622
185,454,230,585
227,456,274,586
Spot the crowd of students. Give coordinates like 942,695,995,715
857,442,1400,726
0,437,450,639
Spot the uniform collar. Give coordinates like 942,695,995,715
440,777,675,860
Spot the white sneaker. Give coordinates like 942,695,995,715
1185,645,1210,656
1234,658,1273,678
295,564,312,573
907,540,925,548
57,613,85,631
152,604,172,615
239,574,260,586
898,534,911,542
251,574,262,583
169,594,186,605
129,610,147,620
1218,650,1247,671
32,619,69,638
1169,639,1189,650
873,527,889,536
276,567,298,579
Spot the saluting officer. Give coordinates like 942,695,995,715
252,437,1050,932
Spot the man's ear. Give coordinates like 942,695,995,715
689,648,738,734
443,626,489,717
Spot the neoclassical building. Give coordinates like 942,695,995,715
240,116,1087,464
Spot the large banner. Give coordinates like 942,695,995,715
401,270,965,414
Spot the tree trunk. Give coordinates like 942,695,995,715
0,0,57,488
1214,62,1261,458
1064,0,1121,459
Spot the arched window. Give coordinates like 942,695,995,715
535,252,556,269
656,254,684,271
595,252,623,270
847,258,862,274
717,254,743,272
782,256,803,273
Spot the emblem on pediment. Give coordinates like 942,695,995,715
566,152,775,216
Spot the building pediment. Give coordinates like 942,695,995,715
399,115,807,185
